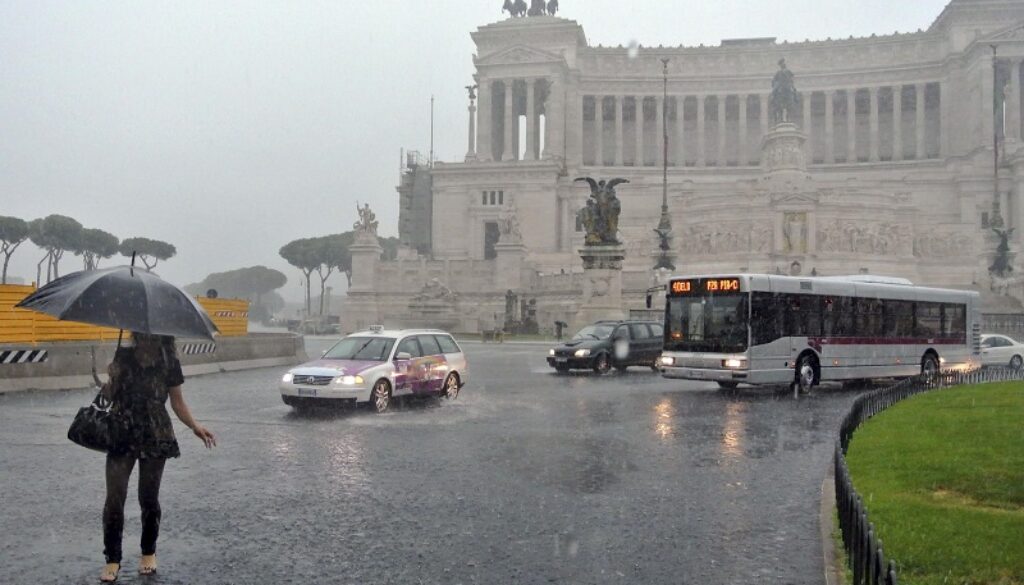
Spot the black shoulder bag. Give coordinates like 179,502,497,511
68,376,129,453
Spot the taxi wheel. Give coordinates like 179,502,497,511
443,373,460,400
372,380,392,414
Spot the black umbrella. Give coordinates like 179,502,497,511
16,265,219,340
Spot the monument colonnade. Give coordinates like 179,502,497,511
577,82,943,168
473,76,562,162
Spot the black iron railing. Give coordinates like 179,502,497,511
834,367,1024,585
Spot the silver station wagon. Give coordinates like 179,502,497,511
280,327,469,413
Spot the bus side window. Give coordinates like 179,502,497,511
885,300,914,338
915,302,942,337
945,304,966,340
751,292,780,345
825,297,854,336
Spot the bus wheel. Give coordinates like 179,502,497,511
795,354,818,394
921,353,939,383
717,381,739,390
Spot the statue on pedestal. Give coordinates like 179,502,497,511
770,59,800,124
353,202,378,236
498,206,522,243
990,227,1015,277
575,177,628,245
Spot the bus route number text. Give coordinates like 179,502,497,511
705,278,740,293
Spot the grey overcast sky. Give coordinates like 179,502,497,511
1,0,948,302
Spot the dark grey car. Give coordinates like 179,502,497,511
546,320,664,373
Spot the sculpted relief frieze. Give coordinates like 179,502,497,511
683,222,773,255
816,220,912,256
912,231,975,258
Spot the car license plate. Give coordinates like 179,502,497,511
556,357,568,364
691,370,704,379
297,388,317,397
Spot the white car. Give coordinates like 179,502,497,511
280,327,468,413
980,333,1024,370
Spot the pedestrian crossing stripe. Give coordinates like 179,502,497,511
0,349,48,364
180,343,216,355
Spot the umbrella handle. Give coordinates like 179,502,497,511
90,346,102,388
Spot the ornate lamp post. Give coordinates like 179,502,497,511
654,57,676,270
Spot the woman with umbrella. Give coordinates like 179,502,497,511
97,332,216,581
15,263,219,582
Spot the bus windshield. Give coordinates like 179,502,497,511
665,293,748,353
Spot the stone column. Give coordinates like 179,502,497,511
738,94,748,165
503,80,516,161
1009,61,1021,141
697,96,706,167
614,95,624,165
915,83,926,160
825,90,835,163
655,95,665,166
524,80,537,160
760,93,769,136
466,95,477,162
893,85,903,161
846,89,857,162
869,87,880,162
802,91,812,156
477,79,493,161
593,95,604,166
717,94,727,166
635,96,645,166
543,77,562,159
676,96,686,166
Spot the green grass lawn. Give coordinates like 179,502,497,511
845,382,1024,585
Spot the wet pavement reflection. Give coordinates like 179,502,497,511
0,338,862,584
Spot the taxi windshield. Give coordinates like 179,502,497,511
323,337,395,361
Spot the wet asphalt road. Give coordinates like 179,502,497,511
0,338,862,585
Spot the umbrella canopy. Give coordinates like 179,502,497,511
15,266,219,340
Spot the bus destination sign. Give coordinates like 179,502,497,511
669,277,741,295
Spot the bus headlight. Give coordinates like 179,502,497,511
660,356,675,367
574,349,591,357
722,358,747,369
336,375,364,385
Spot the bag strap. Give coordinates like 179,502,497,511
93,392,112,409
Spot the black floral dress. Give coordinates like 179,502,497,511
109,347,184,460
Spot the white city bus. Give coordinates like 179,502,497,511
656,274,981,391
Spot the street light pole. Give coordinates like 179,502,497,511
991,45,1006,228
654,57,675,270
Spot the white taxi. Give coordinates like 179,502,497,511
280,327,468,413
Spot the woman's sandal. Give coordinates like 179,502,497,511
139,554,157,575
99,563,120,582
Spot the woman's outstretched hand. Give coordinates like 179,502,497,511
193,425,216,448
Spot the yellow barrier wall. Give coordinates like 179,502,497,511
197,297,249,337
0,284,249,343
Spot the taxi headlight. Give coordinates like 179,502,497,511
281,373,293,383
574,349,591,357
659,356,675,367
722,358,747,369
548,349,555,356
337,375,364,385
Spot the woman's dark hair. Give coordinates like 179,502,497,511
130,332,178,368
